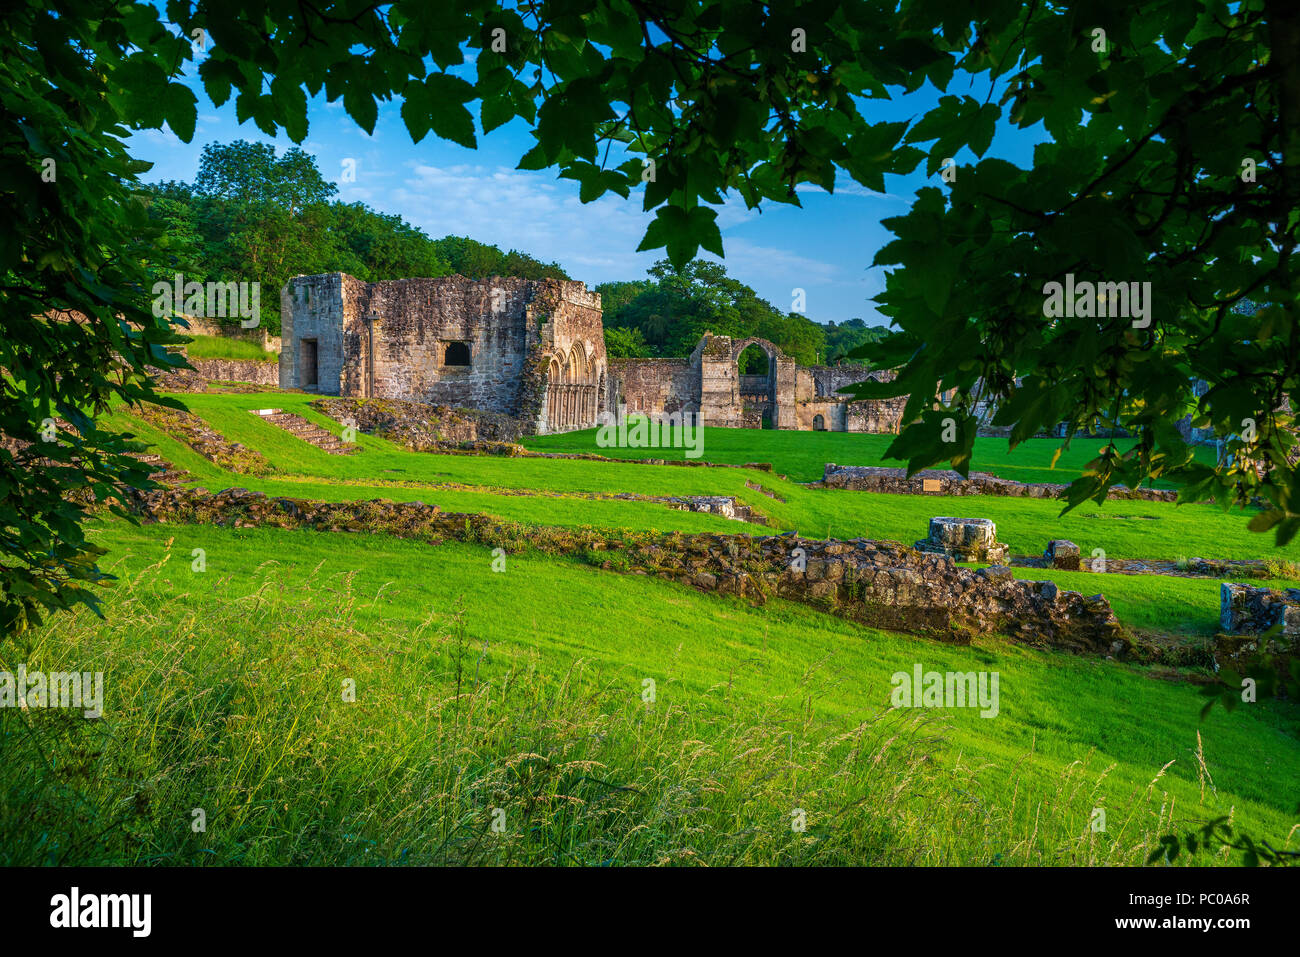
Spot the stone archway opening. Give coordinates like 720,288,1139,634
737,343,769,376
737,342,776,429
543,343,600,433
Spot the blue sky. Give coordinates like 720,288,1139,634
128,47,1038,327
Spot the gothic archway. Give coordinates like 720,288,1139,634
735,339,777,429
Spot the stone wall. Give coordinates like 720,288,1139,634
188,358,279,385
280,273,349,395
612,337,905,434
154,357,280,390
608,358,695,416
347,274,534,412
124,487,1130,656
280,273,606,434
1220,583,1300,637
819,464,1179,502
1215,582,1299,677
313,396,531,448
176,315,281,353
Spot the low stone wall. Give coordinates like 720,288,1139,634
1221,583,1300,637
175,315,281,352
190,358,279,385
313,397,531,449
135,406,271,476
819,464,1179,502
1215,583,1299,677
155,358,279,389
657,495,765,525
123,487,1130,656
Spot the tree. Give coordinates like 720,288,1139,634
187,141,341,333
824,319,886,367
431,236,569,281
193,141,336,214
6,0,1299,636
603,326,651,358
1,0,189,634
606,259,826,362
841,1,1300,543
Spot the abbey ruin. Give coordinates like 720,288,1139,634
280,272,903,435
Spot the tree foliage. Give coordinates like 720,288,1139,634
5,0,1300,636
1,0,189,634
143,142,568,333
603,259,829,363
843,0,1300,542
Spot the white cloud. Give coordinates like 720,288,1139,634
394,163,659,281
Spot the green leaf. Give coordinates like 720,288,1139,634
344,88,378,136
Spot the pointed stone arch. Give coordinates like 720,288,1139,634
543,343,599,432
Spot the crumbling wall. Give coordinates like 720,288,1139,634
340,275,535,413
529,280,607,432
126,486,1130,656
281,274,605,434
608,358,695,416
819,464,1179,501
280,273,349,394
794,367,906,433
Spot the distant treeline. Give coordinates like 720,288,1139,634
144,140,885,361
143,141,568,335
596,261,886,367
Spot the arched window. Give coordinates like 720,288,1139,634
737,343,770,375
813,414,826,431
444,341,471,367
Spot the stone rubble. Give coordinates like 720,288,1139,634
819,464,1179,502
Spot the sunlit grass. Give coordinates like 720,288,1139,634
6,520,1295,866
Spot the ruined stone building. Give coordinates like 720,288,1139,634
280,273,608,434
279,273,903,435
608,333,906,432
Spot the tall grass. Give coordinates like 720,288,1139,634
0,544,1242,866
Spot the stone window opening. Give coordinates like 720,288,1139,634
443,341,472,367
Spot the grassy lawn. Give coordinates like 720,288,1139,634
5,520,1296,866
522,422,1218,485
183,334,278,363
102,390,1300,562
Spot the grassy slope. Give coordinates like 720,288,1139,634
22,390,1291,866
7,520,1296,865
105,391,1300,562
522,423,1219,485
184,335,278,362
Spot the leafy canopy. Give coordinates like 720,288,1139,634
5,0,1300,636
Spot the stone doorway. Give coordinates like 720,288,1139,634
299,338,318,389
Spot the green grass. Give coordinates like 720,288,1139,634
5,520,1296,865
19,391,1296,867
1002,566,1300,641
522,422,1218,485
184,334,277,363
102,390,1300,562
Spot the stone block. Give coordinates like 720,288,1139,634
1045,539,1081,570
916,517,1008,564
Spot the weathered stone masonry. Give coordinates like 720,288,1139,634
608,332,907,432
280,273,609,434
280,274,918,436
